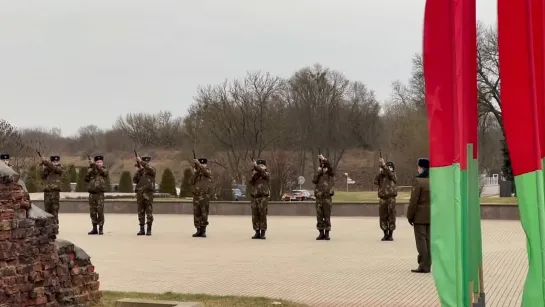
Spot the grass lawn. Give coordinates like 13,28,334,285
94,191,517,205
332,191,517,205
97,291,307,307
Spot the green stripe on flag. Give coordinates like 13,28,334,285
515,170,545,306
431,164,465,306
461,167,470,306
469,144,483,297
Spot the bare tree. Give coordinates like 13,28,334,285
265,150,298,200
285,64,379,175
477,23,502,131
114,111,184,148
190,71,285,180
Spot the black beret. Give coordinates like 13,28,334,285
417,158,430,169
256,159,266,165
0,153,9,160
94,155,104,162
385,161,395,170
198,158,207,164
50,156,60,162
141,156,151,162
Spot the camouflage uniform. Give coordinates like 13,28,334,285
374,161,398,241
41,156,64,225
249,159,270,239
312,159,334,240
192,158,212,237
133,157,156,236
84,156,109,235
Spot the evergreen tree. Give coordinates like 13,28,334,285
104,176,112,192
216,175,234,201
118,171,133,192
159,168,177,196
75,167,88,192
179,168,192,197
61,168,71,192
67,164,78,182
25,165,42,193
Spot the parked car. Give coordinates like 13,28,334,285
290,190,314,201
232,188,244,201
282,193,292,201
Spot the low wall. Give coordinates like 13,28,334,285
32,199,521,220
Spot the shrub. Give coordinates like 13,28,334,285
75,167,88,192
118,171,133,192
25,165,42,193
159,168,177,196
61,167,71,192
67,164,78,182
179,168,192,197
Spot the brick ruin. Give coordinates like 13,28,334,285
0,163,100,306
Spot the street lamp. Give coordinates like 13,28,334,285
344,173,349,192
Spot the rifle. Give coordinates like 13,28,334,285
318,148,324,168
379,150,382,159
87,153,95,166
192,149,196,160
134,149,141,168
36,149,45,166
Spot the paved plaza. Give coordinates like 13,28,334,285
57,214,526,307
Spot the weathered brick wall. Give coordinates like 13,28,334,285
0,168,100,307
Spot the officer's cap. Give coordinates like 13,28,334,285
94,155,104,162
141,156,151,162
198,158,207,164
0,153,9,160
386,161,395,170
417,158,430,169
256,159,266,166
50,156,60,162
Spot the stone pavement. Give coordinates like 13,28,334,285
58,214,526,307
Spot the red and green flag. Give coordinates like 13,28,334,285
423,0,484,306
498,0,545,305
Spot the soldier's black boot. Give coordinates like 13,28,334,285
200,226,207,238
88,224,98,235
98,225,104,235
324,230,330,240
252,230,261,239
316,230,325,240
260,230,266,240
381,230,388,241
137,224,145,236
192,228,202,237
386,230,394,241
146,224,152,236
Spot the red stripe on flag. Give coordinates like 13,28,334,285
498,0,542,175
463,0,478,161
531,0,545,158
424,0,459,167
455,0,478,169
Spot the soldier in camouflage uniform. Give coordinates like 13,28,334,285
40,155,64,225
373,157,398,241
312,154,335,240
0,153,12,167
84,155,109,235
192,157,212,238
133,155,156,236
249,159,270,240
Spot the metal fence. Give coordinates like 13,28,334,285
480,176,499,186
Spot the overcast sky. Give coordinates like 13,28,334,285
0,0,497,136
